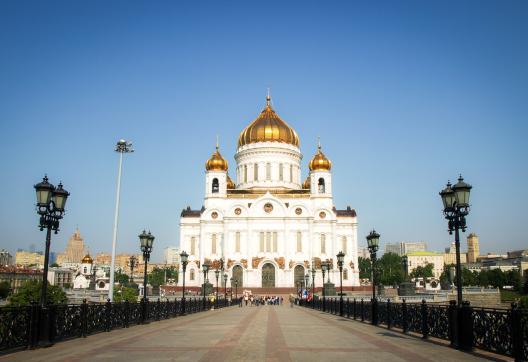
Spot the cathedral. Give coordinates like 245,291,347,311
179,96,359,289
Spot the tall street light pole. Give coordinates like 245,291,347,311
223,273,228,304
214,269,220,309
129,255,137,284
180,251,188,315
366,229,380,326
439,175,472,306
311,267,316,308
34,176,70,306
321,262,327,312
337,251,345,316
110,139,133,302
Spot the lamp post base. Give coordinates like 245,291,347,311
323,282,336,296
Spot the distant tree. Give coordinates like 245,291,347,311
0,281,11,299
115,271,129,285
505,270,522,291
113,286,139,302
50,262,59,268
487,269,507,289
461,268,477,286
358,257,371,279
8,280,67,306
378,253,404,286
410,263,434,279
523,271,528,295
440,264,455,289
477,270,490,287
148,267,178,287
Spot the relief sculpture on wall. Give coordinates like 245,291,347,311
274,257,285,269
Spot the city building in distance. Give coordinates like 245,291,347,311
56,228,86,267
179,96,359,289
164,246,180,265
15,250,44,268
383,241,427,256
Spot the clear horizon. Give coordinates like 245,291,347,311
1,1,527,263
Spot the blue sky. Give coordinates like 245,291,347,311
1,1,527,262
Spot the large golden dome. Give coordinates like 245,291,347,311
205,146,228,171
309,144,332,171
226,174,235,189
238,95,300,148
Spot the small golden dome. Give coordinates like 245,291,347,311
309,143,332,171
81,254,93,264
302,176,311,189
205,146,228,171
238,95,300,148
226,175,235,189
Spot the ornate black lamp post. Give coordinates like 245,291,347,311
202,263,210,310
139,231,154,300
180,251,188,315
311,267,316,308
34,175,70,306
321,262,327,311
214,269,220,308
366,229,380,325
234,279,238,300
139,230,154,323
440,175,472,305
401,255,408,279
337,251,345,316
304,273,309,299
229,277,234,300
129,255,137,284
223,273,228,303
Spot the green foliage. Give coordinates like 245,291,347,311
113,286,138,302
148,267,178,287
410,263,434,279
505,270,522,291
377,253,404,286
519,296,528,308
50,262,59,268
461,268,478,286
358,257,371,279
115,271,129,285
523,272,528,294
0,281,11,299
501,289,521,302
8,280,67,306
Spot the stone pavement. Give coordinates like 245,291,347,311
2,304,508,362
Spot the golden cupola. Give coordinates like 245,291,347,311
226,175,235,189
205,145,228,171
81,254,93,264
238,95,300,148
309,143,332,171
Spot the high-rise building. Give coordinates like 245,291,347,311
467,233,480,263
405,251,445,278
0,249,13,266
384,243,402,255
164,246,180,265
15,251,45,268
56,228,87,265
401,241,427,255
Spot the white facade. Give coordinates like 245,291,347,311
179,98,359,289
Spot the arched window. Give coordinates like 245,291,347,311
244,165,248,183
254,163,258,181
235,232,241,253
83,267,87,274
266,163,271,180
341,236,347,254
212,178,219,193
320,234,326,254
318,178,325,193
296,231,302,252
191,237,196,256
212,234,217,254
343,269,348,280
279,163,283,181
190,269,195,281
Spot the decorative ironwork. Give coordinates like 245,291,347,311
428,305,450,340
0,306,32,352
473,307,512,356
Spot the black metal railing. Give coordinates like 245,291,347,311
0,297,231,354
301,297,527,361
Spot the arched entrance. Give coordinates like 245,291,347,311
294,265,305,289
262,263,275,287
232,265,243,288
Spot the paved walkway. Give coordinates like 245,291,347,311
3,304,508,362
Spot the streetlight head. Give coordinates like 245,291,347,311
336,251,345,266
34,175,55,208
139,230,150,251
180,251,189,264
452,175,472,209
202,263,210,273
439,181,456,211
223,273,228,281
215,269,220,277
366,229,380,252
52,182,69,213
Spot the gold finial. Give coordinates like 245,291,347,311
317,136,321,150
266,88,271,107
216,135,219,150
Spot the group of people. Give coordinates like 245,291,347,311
238,292,284,307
